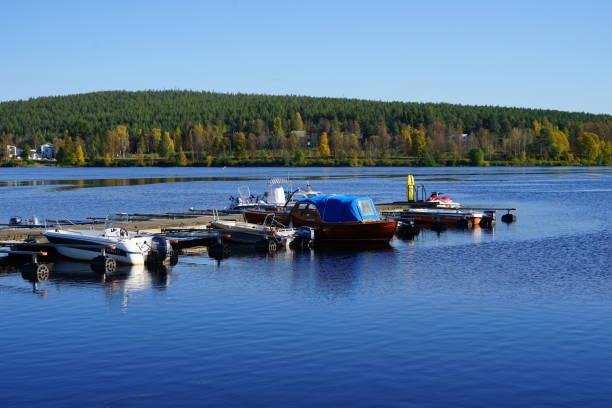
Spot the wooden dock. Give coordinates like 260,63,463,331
0,213,242,242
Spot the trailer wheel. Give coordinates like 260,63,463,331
36,263,50,281
20,263,50,282
91,256,117,274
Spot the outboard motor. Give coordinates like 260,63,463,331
291,226,315,250
297,226,315,241
148,235,173,265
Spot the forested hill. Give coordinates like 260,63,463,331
1,90,610,166
0,90,608,136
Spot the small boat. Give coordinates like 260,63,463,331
43,227,173,265
227,178,322,211
243,207,291,225
287,195,397,244
425,192,461,208
210,217,297,247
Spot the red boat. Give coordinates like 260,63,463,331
246,195,397,244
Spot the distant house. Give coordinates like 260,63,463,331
7,145,23,159
39,143,55,159
29,149,41,160
290,130,308,147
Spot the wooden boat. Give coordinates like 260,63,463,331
252,195,398,244
243,207,291,225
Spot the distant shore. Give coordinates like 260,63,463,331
2,157,608,168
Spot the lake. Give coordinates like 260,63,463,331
1,166,611,407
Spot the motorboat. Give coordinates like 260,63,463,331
43,227,173,265
286,195,397,244
227,178,322,211
209,217,297,247
242,207,291,225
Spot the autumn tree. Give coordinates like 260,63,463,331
150,128,162,155
319,132,331,157
159,131,175,159
115,125,129,158
576,132,602,162
176,148,188,166
400,125,413,155
173,127,183,151
271,116,285,149
292,112,304,131
234,131,247,158
75,143,86,165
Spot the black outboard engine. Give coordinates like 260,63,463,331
148,235,173,265
291,226,315,250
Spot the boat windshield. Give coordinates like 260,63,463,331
357,199,377,217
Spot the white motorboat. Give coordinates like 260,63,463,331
227,178,322,210
43,227,171,265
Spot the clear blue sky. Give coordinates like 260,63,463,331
1,0,610,113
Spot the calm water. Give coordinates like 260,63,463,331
1,166,611,407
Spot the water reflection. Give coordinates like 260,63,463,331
0,171,530,191
13,261,173,308
223,245,400,298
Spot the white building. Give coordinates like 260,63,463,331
7,145,23,159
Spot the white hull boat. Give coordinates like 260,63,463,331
43,227,166,265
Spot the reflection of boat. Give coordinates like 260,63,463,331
43,227,171,265
286,195,397,244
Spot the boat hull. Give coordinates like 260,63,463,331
210,220,294,246
44,232,149,265
243,209,291,226
314,220,397,243
244,210,398,243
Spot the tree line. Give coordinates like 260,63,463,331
0,90,610,166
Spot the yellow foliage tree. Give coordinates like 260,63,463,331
75,144,86,166
319,132,331,157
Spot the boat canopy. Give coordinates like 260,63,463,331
298,195,381,222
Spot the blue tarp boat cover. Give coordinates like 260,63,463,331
298,195,381,222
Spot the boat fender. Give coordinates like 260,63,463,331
208,243,231,260
501,213,517,223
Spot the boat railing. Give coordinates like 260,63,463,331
263,213,289,229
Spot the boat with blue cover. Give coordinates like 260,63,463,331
255,195,398,244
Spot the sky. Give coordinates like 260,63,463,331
0,0,610,113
